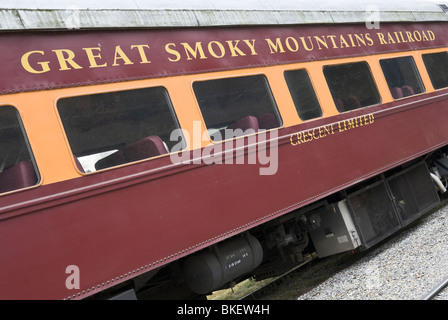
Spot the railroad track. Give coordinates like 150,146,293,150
239,256,314,301
421,276,448,300
238,251,360,300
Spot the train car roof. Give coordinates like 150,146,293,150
0,0,447,31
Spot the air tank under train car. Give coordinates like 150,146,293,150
183,234,263,294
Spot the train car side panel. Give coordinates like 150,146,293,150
1,89,448,298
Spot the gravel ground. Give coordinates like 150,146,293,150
297,204,448,300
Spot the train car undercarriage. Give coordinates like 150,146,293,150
88,147,448,300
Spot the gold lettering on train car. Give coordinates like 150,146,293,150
290,114,374,146
226,40,247,57
414,31,423,41
345,118,356,129
243,39,258,56
166,39,258,61
347,34,356,47
365,33,374,46
130,45,151,64
21,50,51,74
401,32,408,42
314,36,329,50
377,32,387,44
265,38,286,54
338,114,374,133
286,37,299,52
326,35,339,48
52,49,83,71
289,123,335,145
405,31,415,42
377,30,435,45
324,124,334,136
208,41,226,58
427,30,436,40
83,47,107,68
265,32,376,53
113,46,132,65
338,121,347,132
339,35,350,48
112,46,134,66
18,28,437,74
290,134,298,146
344,33,371,48
165,43,181,62
354,34,366,46
182,42,208,60
300,37,314,51
388,33,397,44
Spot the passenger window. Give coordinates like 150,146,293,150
193,75,282,142
422,52,448,90
284,69,322,121
0,106,39,194
323,62,380,112
57,87,184,172
380,56,425,99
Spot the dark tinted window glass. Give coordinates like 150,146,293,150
284,69,322,121
380,56,425,99
0,106,39,194
422,52,448,90
323,62,380,112
193,75,281,141
57,87,183,172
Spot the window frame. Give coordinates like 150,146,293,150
284,68,323,121
56,85,185,174
192,73,283,143
379,55,426,100
421,51,448,91
0,104,41,195
323,61,382,113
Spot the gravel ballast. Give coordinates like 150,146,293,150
297,204,448,300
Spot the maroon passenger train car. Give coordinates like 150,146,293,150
1,0,448,299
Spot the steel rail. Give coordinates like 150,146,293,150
421,275,448,300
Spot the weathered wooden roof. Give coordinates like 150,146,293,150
0,0,447,31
